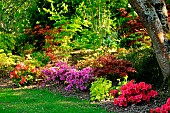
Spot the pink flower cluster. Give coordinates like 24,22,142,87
41,62,94,91
150,97,170,113
113,80,158,107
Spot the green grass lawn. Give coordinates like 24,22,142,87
0,88,110,113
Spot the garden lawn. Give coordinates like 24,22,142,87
0,88,110,113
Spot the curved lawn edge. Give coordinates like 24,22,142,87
0,88,112,113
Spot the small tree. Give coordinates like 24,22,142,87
128,0,170,91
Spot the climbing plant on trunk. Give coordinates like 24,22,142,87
128,0,170,91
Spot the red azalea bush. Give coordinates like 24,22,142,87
150,97,170,113
112,80,158,107
110,89,119,97
10,63,38,87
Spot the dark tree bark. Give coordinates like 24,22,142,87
128,0,170,91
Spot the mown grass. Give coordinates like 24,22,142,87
0,88,110,113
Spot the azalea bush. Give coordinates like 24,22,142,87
109,75,128,100
112,80,158,107
41,62,94,91
150,97,170,113
10,63,38,87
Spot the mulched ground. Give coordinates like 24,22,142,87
0,77,169,113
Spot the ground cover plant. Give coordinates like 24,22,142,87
0,88,110,113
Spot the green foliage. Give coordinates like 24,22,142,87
166,0,170,4
0,32,16,53
113,75,128,91
119,33,145,49
0,49,23,77
43,0,102,51
41,0,135,53
0,49,21,70
120,48,163,87
90,77,112,101
31,52,50,66
24,54,49,67
0,0,40,34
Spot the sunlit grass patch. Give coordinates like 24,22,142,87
0,88,110,113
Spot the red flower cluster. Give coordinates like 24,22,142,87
110,89,119,97
112,80,158,107
10,63,37,86
150,97,170,113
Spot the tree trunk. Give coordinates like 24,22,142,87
128,0,170,91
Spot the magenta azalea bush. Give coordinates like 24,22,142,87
112,80,158,107
150,97,170,113
41,62,94,91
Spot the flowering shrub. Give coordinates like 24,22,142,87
10,63,37,87
41,62,70,86
109,75,128,98
112,80,158,107
150,97,170,113
110,89,119,97
41,62,94,91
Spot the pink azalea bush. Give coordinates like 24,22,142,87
150,97,170,113
112,80,158,107
41,62,94,91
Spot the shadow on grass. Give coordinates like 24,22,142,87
0,88,111,113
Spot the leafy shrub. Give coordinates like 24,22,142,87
120,48,163,87
31,52,50,66
0,49,23,78
112,75,128,91
75,53,96,69
10,62,38,87
90,77,113,101
93,54,136,85
16,24,52,55
0,50,16,70
113,80,158,107
0,0,39,33
21,54,48,68
41,62,94,91
0,32,16,53
150,97,170,113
